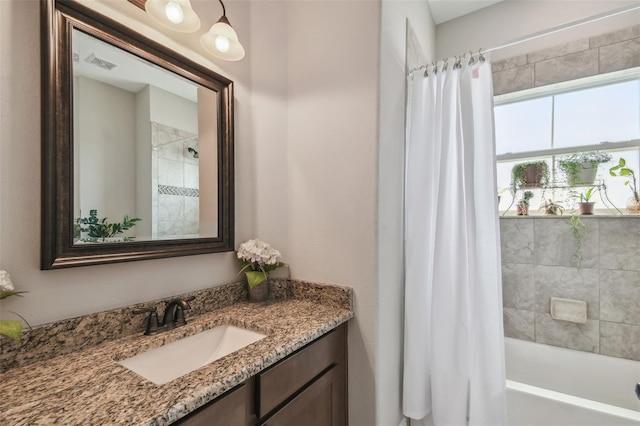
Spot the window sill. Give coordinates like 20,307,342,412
499,212,639,218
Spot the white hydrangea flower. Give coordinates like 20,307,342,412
237,239,283,268
0,269,15,292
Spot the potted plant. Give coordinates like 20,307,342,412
0,270,29,341
558,151,612,187
510,161,549,193
609,158,640,213
236,239,285,302
517,191,534,215
76,209,141,242
578,187,596,215
542,199,564,216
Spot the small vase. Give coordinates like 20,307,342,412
578,202,595,215
248,280,268,302
516,204,529,216
245,270,269,302
627,193,640,214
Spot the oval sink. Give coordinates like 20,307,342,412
118,325,266,385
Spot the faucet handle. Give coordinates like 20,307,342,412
133,307,161,335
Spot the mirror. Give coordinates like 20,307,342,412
42,0,234,269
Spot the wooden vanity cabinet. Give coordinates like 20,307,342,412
174,379,256,426
174,324,347,426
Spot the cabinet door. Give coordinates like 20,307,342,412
261,364,346,426
176,382,248,426
258,325,346,418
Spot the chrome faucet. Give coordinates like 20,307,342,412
133,297,194,336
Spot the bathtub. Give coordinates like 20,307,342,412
505,337,640,426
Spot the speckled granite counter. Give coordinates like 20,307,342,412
0,280,353,425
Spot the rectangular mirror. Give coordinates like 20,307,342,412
42,0,234,269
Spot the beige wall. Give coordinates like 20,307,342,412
75,76,137,225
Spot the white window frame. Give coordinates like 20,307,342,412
495,67,640,215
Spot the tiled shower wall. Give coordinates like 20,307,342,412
151,122,200,238
492,24,640,95
494,24,640,362
501,217,640,361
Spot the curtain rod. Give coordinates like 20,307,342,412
408,3,640,76
485,3,640,53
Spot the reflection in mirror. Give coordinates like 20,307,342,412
72,29,218,243
41,0,234,269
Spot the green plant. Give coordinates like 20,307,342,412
580,187,596,203
0,270,30,341
510,161,549,193
76,209,141,242
558,151,612,186
569,214,587,267
518,190,534,206
609,158,639,201
516,190,534,215
542,199,564,216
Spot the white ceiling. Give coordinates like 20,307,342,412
428,0,505,25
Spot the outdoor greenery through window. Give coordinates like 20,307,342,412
495,69,640,215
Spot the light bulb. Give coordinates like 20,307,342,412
164,1,185,24
215,35,231,53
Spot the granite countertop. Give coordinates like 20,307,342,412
0,283,353,425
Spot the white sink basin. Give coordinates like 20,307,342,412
118,325,266,385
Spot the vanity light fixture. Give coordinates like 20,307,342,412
145,0,201,33
200,0,245,61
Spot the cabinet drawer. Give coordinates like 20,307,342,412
257,324,346,417
176,382,247,426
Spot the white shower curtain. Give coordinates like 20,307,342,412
403,56,507,426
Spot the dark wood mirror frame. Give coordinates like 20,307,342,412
41,0,234,269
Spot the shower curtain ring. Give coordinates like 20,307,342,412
454,56,462,70
478,48,486,63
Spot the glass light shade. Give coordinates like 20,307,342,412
200,20,245,61
145,0,201,33
164,1,184,24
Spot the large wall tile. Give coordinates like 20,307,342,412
600,321,640,361
158,194,185,221
492,55,527,72
599,219,640,271
534,265,599,319
600,269,640,325
535,313,599,353
534,49,598,87
527,38,590,63
599,38,640,74
504,308,535,341
589,25,640,48
500,219,535,264
492,65,534,96
533,218,598,268
502,263,535,310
